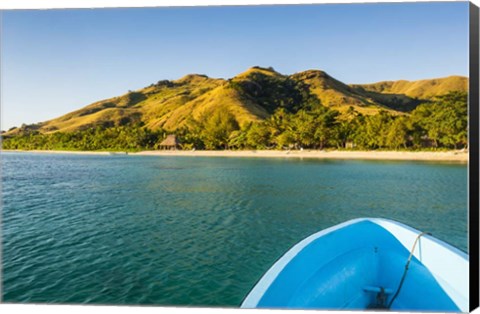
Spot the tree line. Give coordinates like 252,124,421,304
2,91,468,152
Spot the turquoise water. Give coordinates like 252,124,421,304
1,152,468,306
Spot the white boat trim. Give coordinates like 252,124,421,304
371,218,469,312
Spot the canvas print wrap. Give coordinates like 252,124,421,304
0,1,476,312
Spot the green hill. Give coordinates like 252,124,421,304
5,67,468,135
291,70,397,116
350,75,468,111
352,75,467,98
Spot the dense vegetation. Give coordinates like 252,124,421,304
229,70,317,113
2,91,468,152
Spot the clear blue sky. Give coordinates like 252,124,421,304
1,2,470,130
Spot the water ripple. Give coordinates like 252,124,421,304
2,154,468,305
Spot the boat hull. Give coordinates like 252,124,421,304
241,218,468,312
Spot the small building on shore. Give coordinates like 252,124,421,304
158,135,180,150
345,140,356,149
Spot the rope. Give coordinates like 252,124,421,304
387,231,431,309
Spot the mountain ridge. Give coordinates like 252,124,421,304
6,66,468,135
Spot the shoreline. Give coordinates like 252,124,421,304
2,149,469,162
1,149,112,156
135,150,468,162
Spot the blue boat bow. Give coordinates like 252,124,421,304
241,218,469,312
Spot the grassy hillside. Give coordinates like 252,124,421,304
351,75,467,111
290,70,399,116
5,67,468,136
352,75,467,98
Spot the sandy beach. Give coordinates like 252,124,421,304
2,149,468,162
134,149,468,162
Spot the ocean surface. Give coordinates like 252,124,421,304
1,152,468,306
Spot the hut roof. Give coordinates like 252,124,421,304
159,134,180,146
